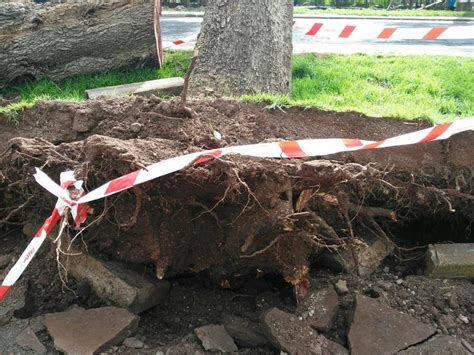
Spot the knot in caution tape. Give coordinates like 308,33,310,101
1,117,474,301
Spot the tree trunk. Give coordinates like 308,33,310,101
0,1,157,87
188,0,293,97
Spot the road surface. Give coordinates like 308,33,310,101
161,16,474,57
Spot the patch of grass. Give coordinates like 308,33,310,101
243,54,474,123
0,51,191,122
2,51,473,123
293,7,474,17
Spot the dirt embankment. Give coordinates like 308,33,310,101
1,96,472,282
0,96,473,353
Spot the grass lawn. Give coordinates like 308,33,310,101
1,52,473,123
244,54,474,123
293,8,474,17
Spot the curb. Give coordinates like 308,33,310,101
161,11,474,22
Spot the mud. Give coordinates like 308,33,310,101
0,97,473,353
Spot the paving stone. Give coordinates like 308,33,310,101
426,243,474,279
44,306,139,354
349,295,436,355
222,313,269,348
194,324,238,352
68,253,170,313
399,335,469,354
0,276,27,326
16,326,46,354
297,287,340,332
261,307,346,354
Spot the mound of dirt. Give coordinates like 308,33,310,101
0,97,472,353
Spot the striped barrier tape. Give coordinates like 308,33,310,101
1,117,474,301
165,21,473,47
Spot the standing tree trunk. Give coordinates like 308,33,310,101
188,0,293,97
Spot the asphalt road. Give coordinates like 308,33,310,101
161,16,474,57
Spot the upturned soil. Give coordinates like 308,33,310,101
0,96,473,353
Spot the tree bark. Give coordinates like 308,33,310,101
188,0,293,97
0,1,157,87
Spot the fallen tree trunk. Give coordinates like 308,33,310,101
0,1,157,87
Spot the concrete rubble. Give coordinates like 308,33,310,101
426,243,474,279
194,324,238,352
67,253,170,313
319,236,394,276
222,313,269,348
349,295,436,355
44,306,139,354
297,286,340,332
261,307,348,354
399,335,470,354
16,325,46,354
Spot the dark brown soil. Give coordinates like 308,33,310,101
0,96,473,353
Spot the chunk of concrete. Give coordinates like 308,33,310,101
44,306,139,354
348,295,436,355
194,324,238,352
297,287,340,332
16,326,46,354
222,314,269,348
426,243,474,279
67,253,169,314
319,236,394,276
85,77,184,99
261,307,348,354
399,335,469,354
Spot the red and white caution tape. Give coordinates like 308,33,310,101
1,117,473,301
164,22,473,48
0,171,87,300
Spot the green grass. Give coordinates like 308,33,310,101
2,52,473,123
293,7,474,17
0,51,191,121
243,54,474,123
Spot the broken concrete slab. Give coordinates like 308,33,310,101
426,243,474,279
44,306,139,354
319,236,394,276
399,335,469,354
16,326,46,354
297,287,340,332
261,307,318,353
261,307,347,354
349,295,436,355
0,276,27,326
85,77,184,99
222,313,269,348
67,253,170,313
194,324,238,352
